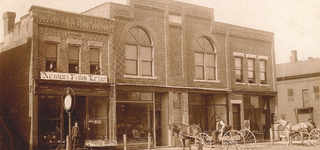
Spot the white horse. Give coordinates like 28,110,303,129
277,119,315,145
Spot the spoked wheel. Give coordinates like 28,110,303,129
196,133,212,150
309,129,320,146
221,130,245,150
239,129,256,149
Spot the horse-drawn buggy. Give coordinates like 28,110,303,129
169,124,257,150
277,107,320,146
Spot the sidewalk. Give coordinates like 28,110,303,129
138,141,320,150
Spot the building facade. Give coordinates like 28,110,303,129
0,0,277,149
277,50,320,125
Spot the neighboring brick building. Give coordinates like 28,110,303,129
0,0,277,149
277,50,320,125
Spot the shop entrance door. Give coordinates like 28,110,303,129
232,104,241,130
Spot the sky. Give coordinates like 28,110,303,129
1,0,320,64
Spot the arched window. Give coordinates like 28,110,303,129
194,37,216,80
125,27,153,76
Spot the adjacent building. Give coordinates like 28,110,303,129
0,0,277,149
277,50,320,125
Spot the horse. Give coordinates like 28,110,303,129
169,123,202,150
277,119,315,145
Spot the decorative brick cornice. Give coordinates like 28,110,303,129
30,5,115,33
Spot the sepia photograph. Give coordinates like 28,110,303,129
0,0,320,149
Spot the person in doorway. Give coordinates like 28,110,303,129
211,117,226,142
72,121,81,148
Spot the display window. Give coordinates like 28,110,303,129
116,91,154,141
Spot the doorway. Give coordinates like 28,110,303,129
232,104,241,130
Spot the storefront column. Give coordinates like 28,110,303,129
110,85,116,141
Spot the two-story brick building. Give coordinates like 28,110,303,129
0,0,277,149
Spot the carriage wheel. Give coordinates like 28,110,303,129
239,129,256,150
221,130,245,150
196,133,212,150
309,129,320,146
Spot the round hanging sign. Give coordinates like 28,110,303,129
64,94,72,111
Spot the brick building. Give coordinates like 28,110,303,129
277,50,320,125
0,0,277,149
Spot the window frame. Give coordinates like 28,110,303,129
248,58,255,83
90,48,100,74
288,89,294,102
125,27,153,77
259,60,267,84
68,45,80,73
194,37,217,81
235,57,243,83
46,43,58,72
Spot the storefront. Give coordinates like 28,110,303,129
37,72,117,150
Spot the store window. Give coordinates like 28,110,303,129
46,43,57,72
288,89,294,102
260,60,267,84
313,86,319,100
90,48,100,75
39,95,62,145
235,57,243,83
125,27,153,76
188,94,227,131
248,58,255,83
244,96,262,133
194,37,216,80
116,91,154,141
87,97,108,140
69,46,79,73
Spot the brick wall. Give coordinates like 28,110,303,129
0,43,31,145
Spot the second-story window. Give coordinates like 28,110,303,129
125,27,153,76
260,60,267,84
194,37,216,80
90,48,100,75
46,43,57,72
69,46,79,73
235,57,243,82
248,58,255,83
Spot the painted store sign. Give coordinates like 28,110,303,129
40,71,108,83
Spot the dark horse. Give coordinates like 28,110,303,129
169,124,202,150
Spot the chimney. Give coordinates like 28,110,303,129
290,50,298,63
3,11,16,35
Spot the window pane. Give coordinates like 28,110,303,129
248,71,254,78
40,96,61,118
126,60,137,75
260,60,266,71
126,45,137,60
207,54,215,67
126,32,137,44
141,61,152,76
235,57,242,69
248,59,254,70
236,70,242,80
46,43,57,58
141,47,152,61
69,46,79,60
260,72,266,80
207,67,215,80
204,39,214,53
195,53,204,66
195,66,204,79
90,48,99,62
